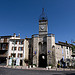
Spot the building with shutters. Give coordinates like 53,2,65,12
55,41,73,67
0,36,12,66
7,33,27,66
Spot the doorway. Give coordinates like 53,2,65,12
20,60,22,66
39,54,47,68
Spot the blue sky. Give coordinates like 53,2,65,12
0,0,75,43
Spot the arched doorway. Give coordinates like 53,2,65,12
39,54,47,68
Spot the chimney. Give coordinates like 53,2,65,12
18,33,20,38
13,33,16,37
66,41,67,44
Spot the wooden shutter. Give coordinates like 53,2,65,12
22,41,24,44
16,41,17,44
21,54,23,57
16,47,17,50
18,47,20,51
22,47,23,50
12,47,13,50
14,53,16,57
17,53,19,57
19,41,21,44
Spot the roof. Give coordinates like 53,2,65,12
0,36,12,38
55,41,74,47
10,39,24,41
39,8,48,21
25,38,32,40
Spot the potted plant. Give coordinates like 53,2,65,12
48,64,53,69
24,59,29,68
33,64,36,68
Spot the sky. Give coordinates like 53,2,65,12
0,0,75,43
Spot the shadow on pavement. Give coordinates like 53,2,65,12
66,73,75,75
53,73,75,75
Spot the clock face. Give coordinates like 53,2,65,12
40,26,44,30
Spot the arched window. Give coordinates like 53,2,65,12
43,42,47,51
39,42,42,53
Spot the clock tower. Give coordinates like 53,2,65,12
39,8,48,35
32,8,55,68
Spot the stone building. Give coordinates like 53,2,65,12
0,36,12,65
55,41,72,67
31,8,56,67
30,8,73,68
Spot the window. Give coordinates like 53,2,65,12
61,46,63,48
14,47,17,50
62,49,64,54
69,47,71,50
4,38,7,42
12,41,17,44
2,44,6,50
67,50,68,54
12,47,17,50
18,47,23,51
19,40,24,45
11,53,16,57
0,44,1,49
66,46,68,49
67,56,69,58
63,56,64,60
15,41,17,44
18,53,23,57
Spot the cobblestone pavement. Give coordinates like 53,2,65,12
0,67,75,75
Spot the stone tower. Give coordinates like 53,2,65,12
39,8,48,35
32,8,55,67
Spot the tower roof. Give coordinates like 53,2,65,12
39,8,48,21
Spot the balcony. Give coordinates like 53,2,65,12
0,41,8,43
0,54,7,57
0,48,8,50
72,53,75,57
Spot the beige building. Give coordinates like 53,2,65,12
7,33,29,66
0,36,12,66
55,41,72,67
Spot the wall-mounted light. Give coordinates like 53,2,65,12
33,51,37,56
48,50,51,53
